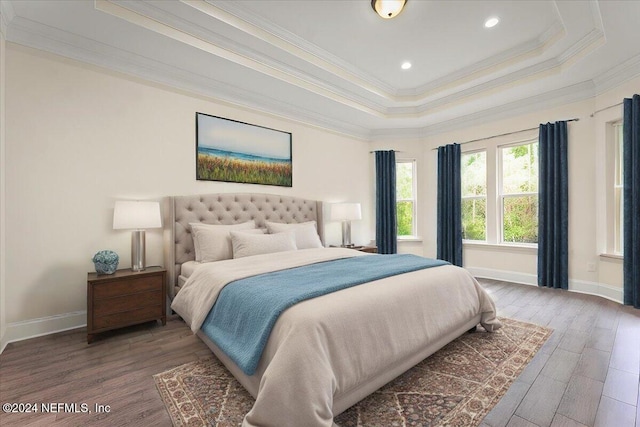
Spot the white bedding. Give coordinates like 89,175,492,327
179,260,202,278
171,248,501,427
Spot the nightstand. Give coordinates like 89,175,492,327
87,266,166,344
352,246,378,253
330,245,378,253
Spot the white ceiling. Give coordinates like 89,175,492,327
2,0,639,140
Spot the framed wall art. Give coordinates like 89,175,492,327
196,112,292,187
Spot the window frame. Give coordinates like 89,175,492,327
461,149,488,242
498,138,539,246
396,159,417,238
613,121,624,255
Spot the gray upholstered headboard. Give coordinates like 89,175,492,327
163,193,324,299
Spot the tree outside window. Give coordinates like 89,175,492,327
396,161,416,237
461,151,486,241
500,140,539,244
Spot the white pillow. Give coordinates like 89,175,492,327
189,221,256,262
265,221,323,249
230,230,297,259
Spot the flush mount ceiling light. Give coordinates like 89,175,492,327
401,61,412,70
484,17,500,28
371,0,407,19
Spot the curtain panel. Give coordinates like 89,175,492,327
437,143,462,266
537,121,569,289
375,150,397,254
623,94,640,308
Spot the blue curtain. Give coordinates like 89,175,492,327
538,121,569,289
437,143,462,266
375,150,397,254
623,94,640,308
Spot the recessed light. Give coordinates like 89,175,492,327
484,17,499,28
401,61,412,70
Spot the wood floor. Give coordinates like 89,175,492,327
0,279,638,427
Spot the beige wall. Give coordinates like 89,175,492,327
0,26,7,349
374,75,640,303
3,44,372,339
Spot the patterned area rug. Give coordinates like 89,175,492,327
154,317,551,427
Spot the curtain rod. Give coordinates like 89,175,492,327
590,102,623,117
430,117,580,150
369,150,407,153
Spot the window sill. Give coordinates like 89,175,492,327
398,236,423,243
463,241,537,254
599,253,623,262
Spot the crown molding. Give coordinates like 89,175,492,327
194,0,570,103
0,0,16,37
184,0,395,99
592,53,640,96
4,1,639,142
370,80,597,141
7,16,371,140
94,0,385,118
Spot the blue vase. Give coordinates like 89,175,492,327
92,250,119,275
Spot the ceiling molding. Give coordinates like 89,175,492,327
209,0,567,102
6,15,372,140
3,0,639,142
96,0,608,121
0,0,16,37
182,0,394,100
370,80,598,141
95,0,385,118
592,54,640,95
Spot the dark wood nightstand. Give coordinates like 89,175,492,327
330,245,378,253
352,246,378,253
87,267,166,344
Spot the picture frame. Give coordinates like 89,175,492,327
196,112,292,187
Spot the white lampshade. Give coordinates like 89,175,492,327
330,203,362,222
113,201,162,230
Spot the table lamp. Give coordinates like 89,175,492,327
113,200,162,271
330,203,362,247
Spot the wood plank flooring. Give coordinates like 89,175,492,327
0,279,638,427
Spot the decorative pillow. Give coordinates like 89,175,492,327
265,221,322,249
189,221,256,262
230,230,297,259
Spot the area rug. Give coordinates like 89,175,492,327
154,317,551,427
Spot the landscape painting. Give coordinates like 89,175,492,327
196,113,292,187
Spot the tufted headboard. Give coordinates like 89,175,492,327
163,193,324,299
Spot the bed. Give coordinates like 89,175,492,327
164,193,501,427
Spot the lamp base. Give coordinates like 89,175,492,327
341,221,353,247
131,230,146,272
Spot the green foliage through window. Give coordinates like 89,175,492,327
461,151,486,240
501,141,539,243
396,161,415,236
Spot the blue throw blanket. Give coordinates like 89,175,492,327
201,254,448,375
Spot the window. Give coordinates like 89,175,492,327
614,122,624,254
461,151,487,241
396,160,416,237
500,140,539,244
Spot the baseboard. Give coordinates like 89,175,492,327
0,311,86,354
569,279,624,304
466,267,537,287
467,267,624,304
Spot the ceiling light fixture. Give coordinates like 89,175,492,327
371,0,407,19
401,61,412,70
484,17,499,28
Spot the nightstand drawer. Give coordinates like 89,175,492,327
93,305,163,330
93,290,163,316
93,275,161,299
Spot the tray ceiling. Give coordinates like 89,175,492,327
1,0,639,139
